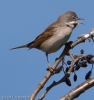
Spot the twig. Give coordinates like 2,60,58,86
59,78,94,100
39,78,66,100
68,51,75,61
39,55,81,100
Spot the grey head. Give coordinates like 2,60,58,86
57,11,83,26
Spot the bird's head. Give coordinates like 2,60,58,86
57,11,84,28
65,11,84,28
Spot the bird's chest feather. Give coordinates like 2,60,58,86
40,27,72,53
53,27,72,43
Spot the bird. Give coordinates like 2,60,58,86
11,11,83,67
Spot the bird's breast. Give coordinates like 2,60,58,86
40,26,72,53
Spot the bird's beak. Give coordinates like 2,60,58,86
76,17,84,25
77,17,84,20
76,21,84,25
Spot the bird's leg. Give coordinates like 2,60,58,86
45,52,50,67
45,53,54,73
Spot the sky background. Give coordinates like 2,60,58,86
0,0,94,100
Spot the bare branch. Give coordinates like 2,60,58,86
59,78,94,100
39,54,81,100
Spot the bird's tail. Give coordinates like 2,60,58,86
10,44,28,50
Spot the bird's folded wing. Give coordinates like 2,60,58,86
28,26,57,48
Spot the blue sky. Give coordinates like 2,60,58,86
0,0,94,100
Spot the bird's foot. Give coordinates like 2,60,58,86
46,64,55,74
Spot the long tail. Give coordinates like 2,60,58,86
10,44,28,50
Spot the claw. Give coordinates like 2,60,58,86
46,65,55,74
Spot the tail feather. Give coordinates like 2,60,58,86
10,44,28,50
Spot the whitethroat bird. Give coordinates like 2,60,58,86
11,11,83,68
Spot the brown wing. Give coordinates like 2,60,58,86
28,23,57,48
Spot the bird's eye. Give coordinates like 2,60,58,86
72,16,75,20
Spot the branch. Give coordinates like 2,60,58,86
59,78,94,100
39,54,81,100
29,28,94,100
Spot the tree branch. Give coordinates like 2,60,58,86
59,78,94,100
39,54,81,100
29,28,94,100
